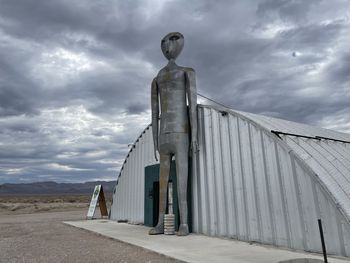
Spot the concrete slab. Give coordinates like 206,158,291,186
64,220,348,263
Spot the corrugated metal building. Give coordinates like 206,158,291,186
110,104,350,257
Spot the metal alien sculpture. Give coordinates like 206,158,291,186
149,32,198,236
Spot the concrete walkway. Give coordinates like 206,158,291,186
64,220,348,263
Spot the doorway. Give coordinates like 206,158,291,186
144,162,192,232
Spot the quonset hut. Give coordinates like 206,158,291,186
110,104,350,257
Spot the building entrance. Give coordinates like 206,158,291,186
144,162,192,232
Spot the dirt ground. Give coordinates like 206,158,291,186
0,194,111,215
0,195,183,263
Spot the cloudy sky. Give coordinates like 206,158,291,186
0,0,349,184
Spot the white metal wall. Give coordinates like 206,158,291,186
110,105,350,257
241,110,350,220
109,125,157,223
192,106,350,256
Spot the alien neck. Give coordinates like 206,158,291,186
167,58,177,67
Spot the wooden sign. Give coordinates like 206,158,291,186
87,184,108,219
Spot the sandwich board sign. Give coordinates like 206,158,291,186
87,184,108,219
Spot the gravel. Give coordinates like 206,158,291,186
0,210,183,263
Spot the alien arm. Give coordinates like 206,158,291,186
151,78,159,160
185,69,198,152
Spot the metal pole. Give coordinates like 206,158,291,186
318,219,328,263
168,182,173,214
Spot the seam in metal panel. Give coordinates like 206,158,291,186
296,159,321,251
311,176,322,252
133,148,137,220
129,148,134,220
227,115,239,237
203,109,214,234
212,109,225,235
253,129,273,243
136,136,141,221
129,150,139,222
212,110,227,235
126,155,131,219
241,121,259,241
342,219,350,256
126,152,130,220
266,140,286,246
119,166,124,220
290,156,308,250
278,142,302,249
274,142,292,247
232,115,245,239
336,210,347,256
243,120,259,241
218,113,230,236
207,109,218,233
140,134,146,222
136,138,141,221
130,151,135,219
121,165,126,219
260,131,277,245
127,149,132,220
207,109,218,235
248,124,263,242
315,184,342,255
237,118,250,240
136,140,141,221
232,115,246,239
198,107,207,233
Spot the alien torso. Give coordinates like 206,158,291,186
156,64,190,135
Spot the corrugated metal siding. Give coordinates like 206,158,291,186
109,125,158,223
110,105,350,257
236,110,350,222
193,106,350,256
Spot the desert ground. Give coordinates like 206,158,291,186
0,194,96,215
0,194,182,263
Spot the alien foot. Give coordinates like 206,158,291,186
176,224,189,236
149,224,164,235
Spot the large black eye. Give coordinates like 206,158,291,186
169,35,180,41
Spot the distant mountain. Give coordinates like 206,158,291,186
0,181,116,195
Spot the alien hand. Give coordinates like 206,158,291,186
191,140,199,153
154,144,159,161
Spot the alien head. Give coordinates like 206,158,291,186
161,32,184,61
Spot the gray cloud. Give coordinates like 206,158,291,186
256,0,321,24
0,0,349,183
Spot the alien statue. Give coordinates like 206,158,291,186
149,32,198,236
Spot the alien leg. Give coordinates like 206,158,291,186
149,153,171,235
175,135,189,236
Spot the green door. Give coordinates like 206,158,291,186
144,161,192,232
